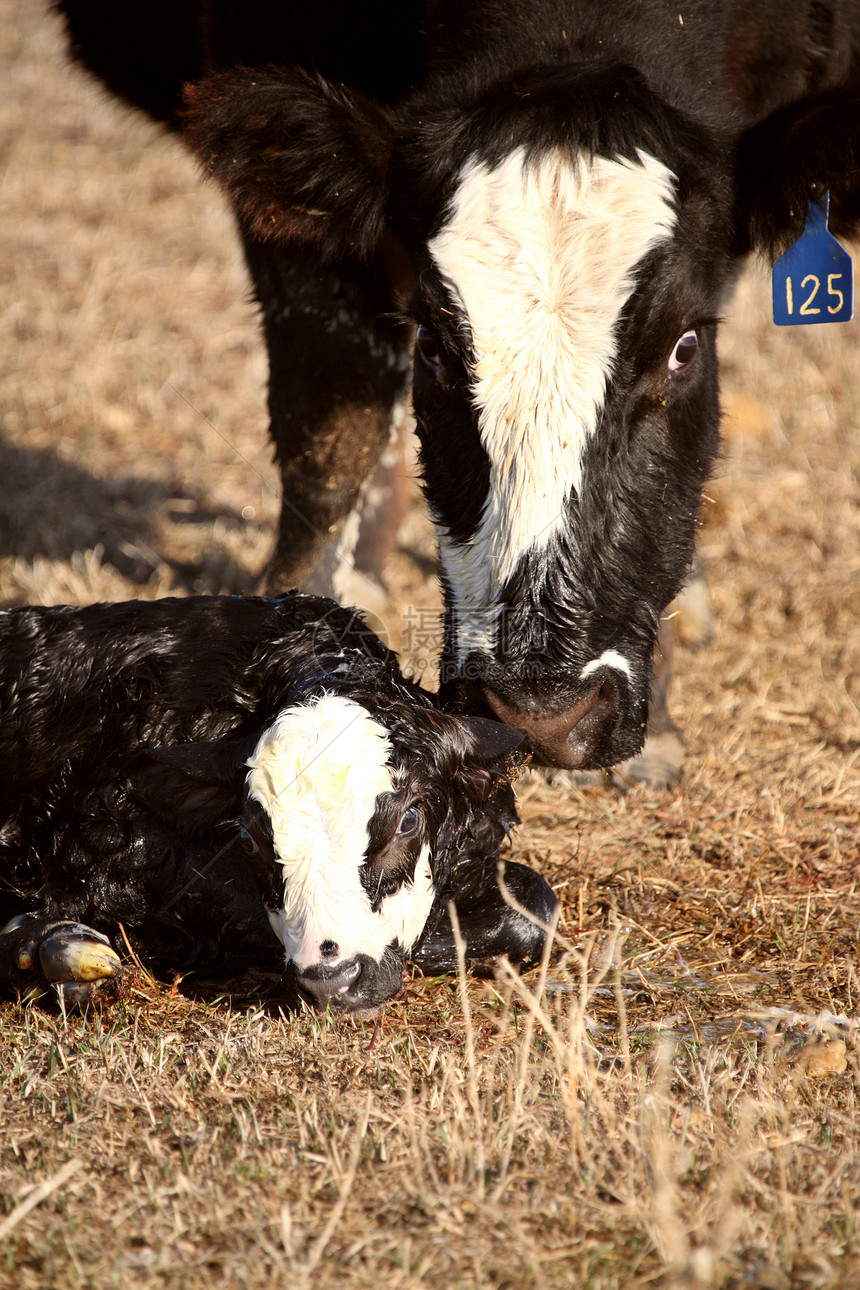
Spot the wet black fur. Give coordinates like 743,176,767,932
0,593,555,1010
55,1,860,769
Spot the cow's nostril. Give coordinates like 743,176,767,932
319,940,338,959
564,677,620,763
482,675,627,770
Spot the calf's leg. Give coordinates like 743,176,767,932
0,913,130,1006
411,860,558,977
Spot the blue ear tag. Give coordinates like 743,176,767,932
773,194,854,325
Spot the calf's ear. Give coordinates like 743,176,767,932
459,716,529,767
733,89,860,258
124,740,248,830
182,66,395,261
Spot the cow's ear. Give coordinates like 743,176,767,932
124,740,248,830
182,67,395,260
733,90,860,258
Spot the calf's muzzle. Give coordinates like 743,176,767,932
294,958,362,1007
294,950,406,1012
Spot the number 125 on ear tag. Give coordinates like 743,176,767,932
773,194,854,326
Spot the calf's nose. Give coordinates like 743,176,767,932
483,676,622,769
295,958,362,1007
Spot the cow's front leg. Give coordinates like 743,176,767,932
669,550,715,648
609,619,684,790
532,620,684,791
610,558,715,788
410,860,557,978
240,234,412,607
0,913,130,1006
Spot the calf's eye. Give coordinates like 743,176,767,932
395,805,420,837
668,329,699,373
240,827,259,856
416,325,441,375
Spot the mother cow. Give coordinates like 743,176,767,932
58,0,860,778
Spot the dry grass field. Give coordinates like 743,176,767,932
1,4,859,1287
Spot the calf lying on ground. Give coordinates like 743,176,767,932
0,593,555,1013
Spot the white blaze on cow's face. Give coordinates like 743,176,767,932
245,695,436,971
429,146,678,661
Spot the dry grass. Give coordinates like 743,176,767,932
1,3,859,1286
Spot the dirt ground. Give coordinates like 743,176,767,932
1,4,859,1288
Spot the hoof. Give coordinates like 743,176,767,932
609,729,685,791
519,766,610,791
2,915,130,1007
37,923,122,983
515,727,685,796
520,731,684,794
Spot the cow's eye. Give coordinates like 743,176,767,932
240,827,259,856
668,330,699,373
395,805,420,837
416,325,441,375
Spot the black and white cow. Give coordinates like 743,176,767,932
56,1,860,779
0,593,555,1013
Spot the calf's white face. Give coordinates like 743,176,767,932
429,146,677,663
245,695,436,979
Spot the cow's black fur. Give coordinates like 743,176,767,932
55,0,860,775
0,593,556,1012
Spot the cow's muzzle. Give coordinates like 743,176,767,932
483,672,640,770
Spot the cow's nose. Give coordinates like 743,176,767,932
482,677,622,769
295,958,362,1008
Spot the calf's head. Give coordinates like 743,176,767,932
131,693,523,1013
184,64,860,769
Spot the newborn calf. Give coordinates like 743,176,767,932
0,593,555,1012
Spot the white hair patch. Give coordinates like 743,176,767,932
430,147,678,659
246,695,435,969
580,649,634,683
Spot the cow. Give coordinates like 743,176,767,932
55,1,860,784
0,592,556,1013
